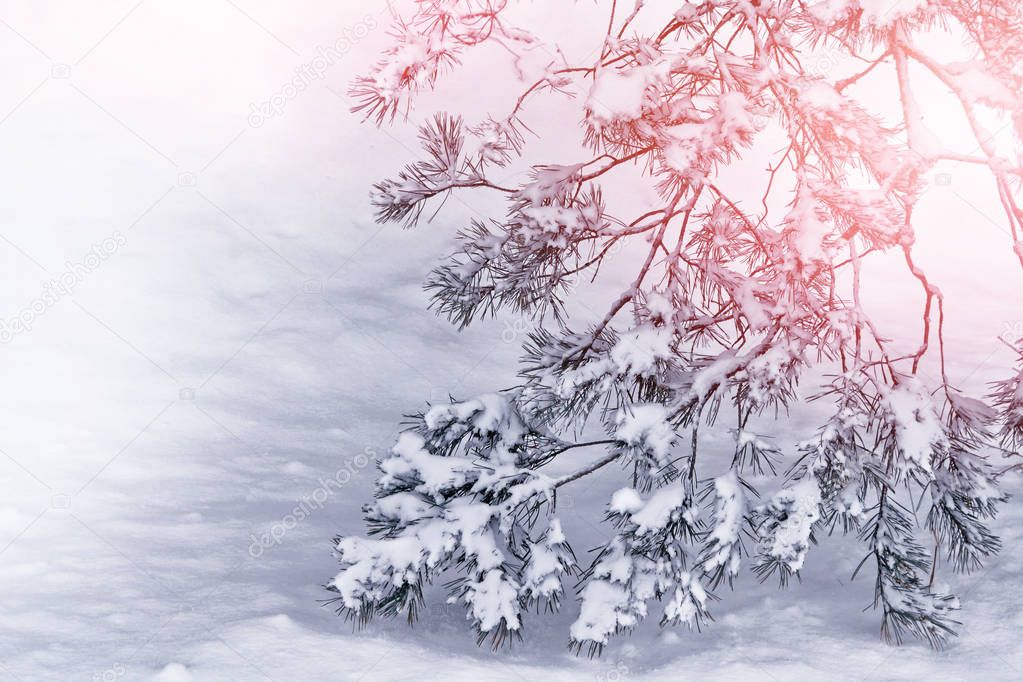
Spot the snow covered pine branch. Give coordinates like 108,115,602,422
328,0,1023,654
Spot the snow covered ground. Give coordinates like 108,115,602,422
1,2,1021,680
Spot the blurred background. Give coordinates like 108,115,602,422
0,2,1020,680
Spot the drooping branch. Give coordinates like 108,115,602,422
333,0,1020,656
